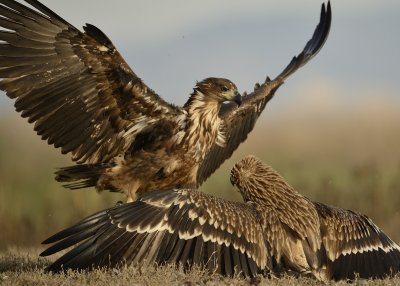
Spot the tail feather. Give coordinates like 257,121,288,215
55,164,103,190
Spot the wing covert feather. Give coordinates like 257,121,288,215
41,189,268,276
0,0,182,164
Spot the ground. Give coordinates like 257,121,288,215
0,248,399,286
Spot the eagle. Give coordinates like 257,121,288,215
41,156,400,281
0,1,331,201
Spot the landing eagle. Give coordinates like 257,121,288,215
0,1,331,201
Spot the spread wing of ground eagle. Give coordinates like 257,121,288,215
0,0,331,201
41,155,400,281
41,188,269,277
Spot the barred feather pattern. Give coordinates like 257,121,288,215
231,156,400,281
40,154,400,280
41,189,269,277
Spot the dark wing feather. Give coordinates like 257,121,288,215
315,202,400,280
0,0,182,164
197,2,331,185
41,189,268,277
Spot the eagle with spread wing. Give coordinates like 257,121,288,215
41,156,400,281
231,156,400,280
0,0,330,201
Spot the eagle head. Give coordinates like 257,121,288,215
230,155,282,203
195,77,241,105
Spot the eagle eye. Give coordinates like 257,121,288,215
221,86,229,92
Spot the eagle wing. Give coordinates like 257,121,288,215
197,2,331,185
315,202,400,280
0,0,182,164
41,189,269,277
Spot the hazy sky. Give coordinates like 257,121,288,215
1,0,399,113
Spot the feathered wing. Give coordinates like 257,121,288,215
315,202,400,280
40,189,269,277
258,208,322,275
197,2,331,185
0,0,182,164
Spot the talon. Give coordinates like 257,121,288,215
115,200,124,207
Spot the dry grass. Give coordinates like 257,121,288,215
1,248,400,286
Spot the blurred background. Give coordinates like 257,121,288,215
0,0,399,248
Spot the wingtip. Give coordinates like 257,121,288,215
321,2,326,19
41,231,64,245
326,1,332,25
321,1,331,13
274,0,332,81
39,248,52,257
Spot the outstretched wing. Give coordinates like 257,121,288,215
41,189,268,277
197,2,331,185
315,202,400,280
0,0,182,164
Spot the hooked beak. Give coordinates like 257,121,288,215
233,92,242,106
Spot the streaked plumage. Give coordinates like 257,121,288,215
41,155,400,281
41,188,269,277
0,0,331,201
231,156,400,281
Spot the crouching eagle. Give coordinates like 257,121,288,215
41,156,400,281
0,1,330,201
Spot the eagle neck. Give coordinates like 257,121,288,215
184,90,222,160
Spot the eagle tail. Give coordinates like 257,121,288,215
55,164,106,190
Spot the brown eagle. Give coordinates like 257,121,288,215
41,156,400,281
0,0,331,201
